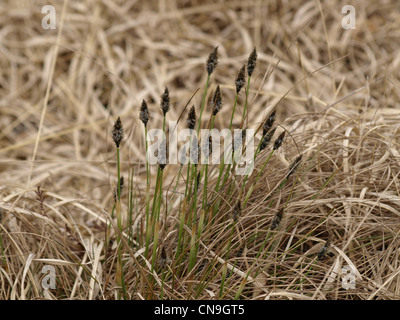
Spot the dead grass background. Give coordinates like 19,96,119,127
1,0,400,299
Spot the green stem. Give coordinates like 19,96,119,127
202,116,215,211
243,150,274,207
241,76,251,126
197,75,210,135
213,92,239,214
229,94,239,131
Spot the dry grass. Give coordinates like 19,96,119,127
1,0,400,300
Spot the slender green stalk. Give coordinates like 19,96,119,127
151,222,160,272
128,168,134,247
116,147,127,300
219,262,228,299
229,94,239,131
243,150,274,207
175,197,187,262
140,100,151,254
190,164,199,226
216,77,252,213
150,118,166,218
116,148,122,229
293,257,318,290
201,115,215,211
212,92,238,215
156,171,164,222
149,116,166,248
112,117,126,299
241,76,251,126
197,75,210,135
144,123,150,199
168,164,183,209
188,226,197,272
144,125,152,256
0,230,5,268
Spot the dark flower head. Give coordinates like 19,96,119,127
212,85,222,116
287,155,303,179
259,127,276,152
271,208,284,230
247,47,257,77
186,105,196,130
263,110,276,136
112,117,124,148
235,64,246,94
318,239,331,260
273,131,285,150
206,46,218,76
140,99,149,127
160,87,170,116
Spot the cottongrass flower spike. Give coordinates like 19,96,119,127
247,47,257,77
273,131,285,150
212,85,222,116
263,110,276,136
206,46,218,76
259,127,276,152
161,87,170,116
187,105,196,130
112,116,124,148
235,64,246,94
140,99,149,127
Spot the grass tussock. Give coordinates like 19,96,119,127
1,0,400,300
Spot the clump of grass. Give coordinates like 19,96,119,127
119,46,298,296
